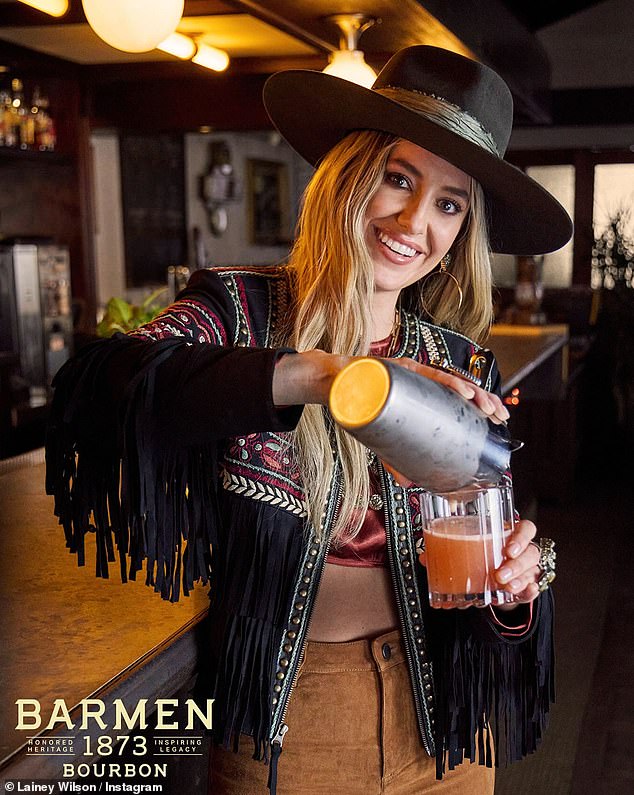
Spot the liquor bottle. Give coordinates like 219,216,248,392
11,78,31,149
34,90,56,151
0,86,9,146
30,86,43,150
46,111,57,152
4,80,20,148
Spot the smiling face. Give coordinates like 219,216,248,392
364,140,471,313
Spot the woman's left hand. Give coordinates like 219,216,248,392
494,519,541,607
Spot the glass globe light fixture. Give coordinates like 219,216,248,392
81,0,184,53
322,13,378,87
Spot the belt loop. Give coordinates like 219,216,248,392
296,648,308,682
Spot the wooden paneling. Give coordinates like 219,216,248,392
90,72,271,132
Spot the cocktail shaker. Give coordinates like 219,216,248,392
329,358,521,492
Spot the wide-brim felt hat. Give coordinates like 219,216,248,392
263,45,572,255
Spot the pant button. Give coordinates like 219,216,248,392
381,643,392,660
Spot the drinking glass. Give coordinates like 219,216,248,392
421,484,519,608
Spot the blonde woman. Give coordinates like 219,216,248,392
47,46,570,794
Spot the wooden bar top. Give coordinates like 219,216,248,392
0,448,210,765
487,323,569,394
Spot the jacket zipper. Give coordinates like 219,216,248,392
269,311,410,744
380,464,434,755
267,723,288,793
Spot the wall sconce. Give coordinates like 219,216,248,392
17,1,68,16
81,0,184,53
322,13,378,87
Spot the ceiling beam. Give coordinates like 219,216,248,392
222,0,334,52
184,1,244,14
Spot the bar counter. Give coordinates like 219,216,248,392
487,323,569,395
487,322,575,509
0,448,210,775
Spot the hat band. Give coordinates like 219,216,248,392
376,87,500,157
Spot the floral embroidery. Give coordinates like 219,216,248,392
129,299,227,344
221,431,305,517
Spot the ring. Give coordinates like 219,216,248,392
535,538,556,592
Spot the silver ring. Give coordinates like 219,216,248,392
535,537,556,592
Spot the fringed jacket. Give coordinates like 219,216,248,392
45,265,554,779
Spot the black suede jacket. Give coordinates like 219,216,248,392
46,266,554,780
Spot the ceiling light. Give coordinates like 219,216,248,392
323,50,377,88
192,42,230,73
157,32,196,60
17,0,68,16
81,0,184,53
322,13,378,88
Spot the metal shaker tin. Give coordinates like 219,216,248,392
329,358,518,492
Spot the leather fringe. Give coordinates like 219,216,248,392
430,591,555,778
45,335,217,602
208,496,304,762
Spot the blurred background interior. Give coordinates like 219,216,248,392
0,2,632,793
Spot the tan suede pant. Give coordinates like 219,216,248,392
209,629,494,794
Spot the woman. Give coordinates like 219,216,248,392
46,46,570,794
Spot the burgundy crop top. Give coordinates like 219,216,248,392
326,334,397,569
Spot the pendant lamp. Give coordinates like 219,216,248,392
322,14,378,88
81,0,184,53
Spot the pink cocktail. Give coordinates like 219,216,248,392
422,485,517,608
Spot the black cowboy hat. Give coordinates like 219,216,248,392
263,45,572,255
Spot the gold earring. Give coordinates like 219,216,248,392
421,253,463,315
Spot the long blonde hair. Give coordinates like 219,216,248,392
287,106,494,542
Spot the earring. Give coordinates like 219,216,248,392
421,253,463,314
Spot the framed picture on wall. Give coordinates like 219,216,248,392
247,159,291,246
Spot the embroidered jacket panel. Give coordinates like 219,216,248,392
45,264,554,774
